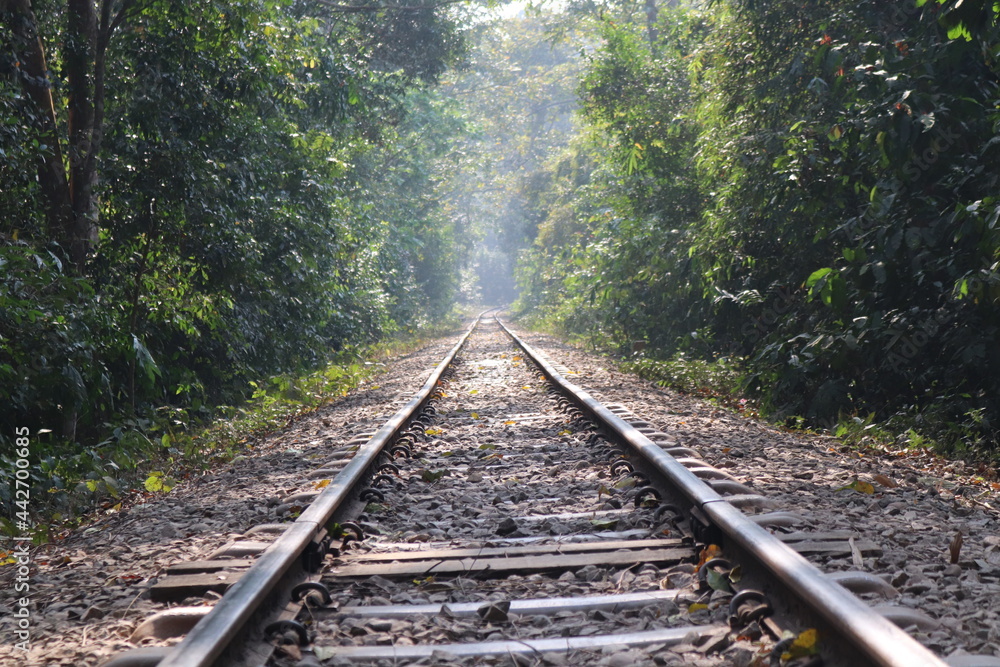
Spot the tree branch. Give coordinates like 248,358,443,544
108,0,140,37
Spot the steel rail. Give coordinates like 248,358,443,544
496,316,947,667
155,313,485,667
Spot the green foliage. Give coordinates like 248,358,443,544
0,340,386,538
513,0,1000,453
0,0,470,530
625,354,743,402
439,12,588,305
515,5,706,351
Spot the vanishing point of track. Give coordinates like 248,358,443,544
107,314,959,667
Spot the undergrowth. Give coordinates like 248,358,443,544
625,350,999,467
623,354,743,405
0,318,461,544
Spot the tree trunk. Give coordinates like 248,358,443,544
65,0,100,271
2,0,114,274
645,0,658,56
2,0,75,250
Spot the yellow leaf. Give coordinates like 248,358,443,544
314,479,331,489
471,412,479,419
504,420,516,425
783,628,819,660
688,603,708,613
469,389,479,395
839,478,875,494
558,430,571,436
853,480,875,494
697,544,724,569
425,428,443,436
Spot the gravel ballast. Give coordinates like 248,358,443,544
2,318,999,666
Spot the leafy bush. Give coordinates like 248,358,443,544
514,0,1000,454
624,354,743,404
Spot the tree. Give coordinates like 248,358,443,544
1,0,143,271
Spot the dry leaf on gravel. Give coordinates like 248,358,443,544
873,474,898,488
838,479,875,494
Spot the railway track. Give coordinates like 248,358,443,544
104,315,993,667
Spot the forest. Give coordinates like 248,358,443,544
3,0,1000,530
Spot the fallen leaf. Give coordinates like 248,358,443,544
590,518,618,530
873,474,898,488
504,420,516,425
782,628,819,660
314,647,338,661
950,530,963,564
705,568,732,593
419,469,449,483
471,412,479,419
687,603,708,613
697,544,723,569
838,478,875,494
313,479,331,489
425,428,443,436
